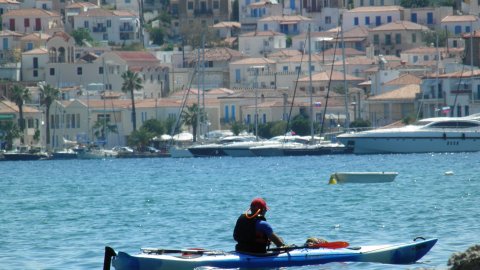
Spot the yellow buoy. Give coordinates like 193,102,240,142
328,174,337,185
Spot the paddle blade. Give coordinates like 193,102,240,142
311,241,349,249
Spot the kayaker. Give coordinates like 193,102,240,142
233,197,286,253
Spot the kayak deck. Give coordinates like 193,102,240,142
108,238,437,270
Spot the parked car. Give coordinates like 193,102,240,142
146,146,160,153
112,146,134,153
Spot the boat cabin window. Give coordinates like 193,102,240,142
429,121,480,128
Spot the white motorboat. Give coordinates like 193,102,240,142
222,135,305,157
249,136,310,157
337,115,480,154
169,145,193,158
188,135,256,157
329,172,398,184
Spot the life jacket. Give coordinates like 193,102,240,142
233,213,270,253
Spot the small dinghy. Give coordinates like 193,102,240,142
329,172,399,184
104,238,437,270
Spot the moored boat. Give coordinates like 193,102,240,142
337,115,480,154
329,172,399,184
105,238,437,270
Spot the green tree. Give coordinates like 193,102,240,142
39,84,60,148
128,128,154,151
71,28,94,46
291,114,310,136
92,117,118,144
400,0,430,8
10,84,31,133
0,121,21,150
350,119,371,128
121,70,143,131
181,103,206,142
230,121,246,135
141,119,166,135
422,30,448,47
149,27,165,46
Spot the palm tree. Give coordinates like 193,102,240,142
39,84,60,149
121,70,143,131
0,121,21,150
10,84,31,133
182,103,200,142
92,118,118,145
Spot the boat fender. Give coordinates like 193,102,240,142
328,174,337,185
103,246,117,270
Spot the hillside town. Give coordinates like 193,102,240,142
1,0,480,155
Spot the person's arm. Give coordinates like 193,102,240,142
269,232,285,247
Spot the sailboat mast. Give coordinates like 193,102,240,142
196,46,201,142
308,24,314,141
340,14,350,129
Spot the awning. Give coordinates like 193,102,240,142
0,114,14,120
280,21,298,25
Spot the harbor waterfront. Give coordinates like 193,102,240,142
1,153,479,270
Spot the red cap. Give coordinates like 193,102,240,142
250,198,269,210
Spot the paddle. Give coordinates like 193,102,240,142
268,241,349,252
142,247,222,255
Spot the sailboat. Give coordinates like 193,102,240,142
281,22,353,156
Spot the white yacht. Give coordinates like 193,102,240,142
222,135,304,157
188,135,257,157
249,136,310,157
337,115,480,154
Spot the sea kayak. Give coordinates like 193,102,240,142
104,237,437,270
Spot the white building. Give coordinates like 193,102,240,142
21,47,48,82
1,8,63,34
238,30,287,57
342,5,404,31
72,9,140,45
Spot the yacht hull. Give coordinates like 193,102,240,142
339,133,480,154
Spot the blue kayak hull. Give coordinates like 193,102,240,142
110,238,437,270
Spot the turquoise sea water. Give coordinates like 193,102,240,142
1,153,479,270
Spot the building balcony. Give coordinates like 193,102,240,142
193,9,213,16
119,25,135,32
93,26,107,32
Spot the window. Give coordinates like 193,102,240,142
187,1,193,9
375,16,381,26
411,13,417,23
235,69,241,83
224,105,229,123
283,66,288,72
365,17,370,25
84,21,89,28
395,33,401,44
466,26,471,33
413,55,418,63
107,20,111,27
385,34,391,45
263,24,268,31
423,55,429,61
373,34,379,44
427,12,433,24
33,57,38,68
387,16,392,23
325,16,331,24
50,68,55,76
33,70,38,77
2,38,8,50
24,18,30,28
99,67,104,74
412,33,416,43
77,67,82,75
231,105,236,121
354,17,359,25
213,0,219,9
455,25,461,35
